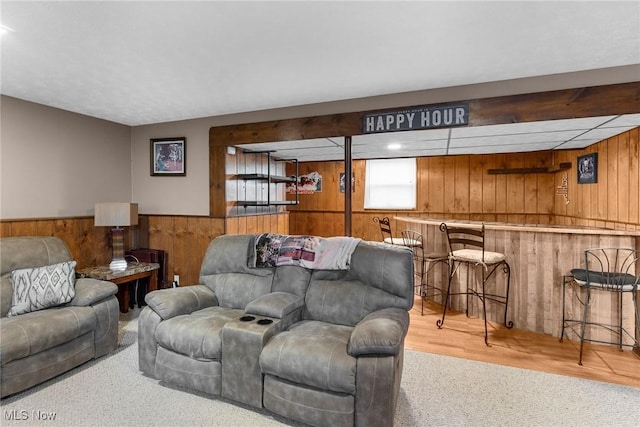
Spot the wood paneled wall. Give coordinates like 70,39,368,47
145,215,225,287
288,128,640,238
288,151,557,238
225,213,289,236
1,217,118,269
553,127,640,231
1,215,226,289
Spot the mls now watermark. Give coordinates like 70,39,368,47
4,409,57,421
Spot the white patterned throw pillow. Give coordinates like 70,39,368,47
8,261,77,316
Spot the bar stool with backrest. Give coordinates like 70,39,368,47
401,229,449,315
560,247,640,365
373,217,434,308
373,216,406,245
437,222,513,346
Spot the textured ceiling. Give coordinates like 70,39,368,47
1,1,639,159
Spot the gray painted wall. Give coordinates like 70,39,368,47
1,96,131,219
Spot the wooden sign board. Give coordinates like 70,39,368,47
363,104,469,134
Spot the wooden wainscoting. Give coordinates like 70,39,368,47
1,215,226,289
1,214,288,289
1,217,114,269
225,212,289,236
145,215,225,288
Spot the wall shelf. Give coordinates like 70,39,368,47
235,200,299,206
236,173,297,183
487,162,571,175
234,150,299,209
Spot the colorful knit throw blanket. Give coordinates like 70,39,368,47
253,233,361,270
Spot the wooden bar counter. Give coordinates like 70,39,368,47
395,216,640,345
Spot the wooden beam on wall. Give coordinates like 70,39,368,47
210,82,640,146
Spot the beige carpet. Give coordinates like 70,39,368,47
1,309,638,427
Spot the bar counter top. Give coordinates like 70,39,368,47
394,216,640,236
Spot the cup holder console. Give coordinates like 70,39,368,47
239,315,273,326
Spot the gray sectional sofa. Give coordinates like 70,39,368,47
138,233,414,427
0,236,120,398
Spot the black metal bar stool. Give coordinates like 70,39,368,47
436,222,513,346
401,230,449,315
560,247,640,365
373,216,405,245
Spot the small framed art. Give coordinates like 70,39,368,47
339,172,355,193
577,153,597,184
151,137,186,176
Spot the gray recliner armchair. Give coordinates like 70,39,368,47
259,240,413,426
0,236,119,398
138,234,311,402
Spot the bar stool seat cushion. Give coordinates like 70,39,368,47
383,237,407,245
451,249,505,265
561,248,640,365
570,268,639,291
399,238,421,247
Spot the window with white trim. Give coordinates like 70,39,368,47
364,158,416,209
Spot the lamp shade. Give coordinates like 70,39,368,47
94,203,139,227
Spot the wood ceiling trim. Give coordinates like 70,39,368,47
209,82,640,146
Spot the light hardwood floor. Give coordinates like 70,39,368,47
405,297,640,388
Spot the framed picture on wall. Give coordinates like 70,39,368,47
577,153,597,184
151,137,186,176
339,172,355,193
286,172,322,194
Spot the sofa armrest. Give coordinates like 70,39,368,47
144,285,218,320
67,278,118,306
347,308,409,357
244,292,304,319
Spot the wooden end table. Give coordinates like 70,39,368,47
77,262,160,313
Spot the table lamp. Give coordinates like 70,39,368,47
95,202,138,272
